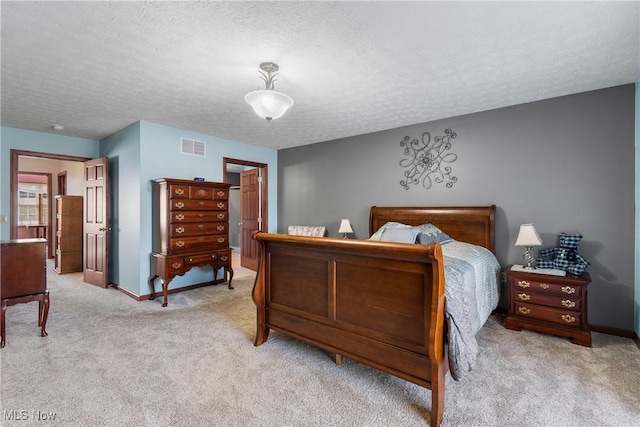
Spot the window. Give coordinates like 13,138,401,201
17,185,48,226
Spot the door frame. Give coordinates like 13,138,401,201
222,157,268,254
10,150,91,256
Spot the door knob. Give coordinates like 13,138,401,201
99,227,112,232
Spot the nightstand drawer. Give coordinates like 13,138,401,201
513,302,583,329
512,291,582,311
512,278,580,296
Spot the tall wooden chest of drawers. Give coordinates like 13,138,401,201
54,195,83,274
149,178,234,307
505,267,591,346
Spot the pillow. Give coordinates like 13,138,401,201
379,227,420,243
416,223,452,244
369,221,411,241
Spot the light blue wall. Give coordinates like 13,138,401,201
0,127,100,240
100,122,142,293
635,78,640,336
138,121,278,296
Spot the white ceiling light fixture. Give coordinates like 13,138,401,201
244,62,294,122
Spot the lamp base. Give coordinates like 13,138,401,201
522,246,537,270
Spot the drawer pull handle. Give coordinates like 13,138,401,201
176,227,185,234
174,188,185,196
220,256,228,262
199,201,205,206
198,224,205,229
217,202,225,209
217,190,225,197
217,213,225,219
517,293,530,301
211,255,217,259
518,307,530,315
217,225,224,231
176,241,185,247
175,202,185,209
561,286,576,294
561,314,576,323
561,300,576,308
540,283,549,289
217,237,225,243
189,258,193,262
517,280,530,288
199,213,204,217
175,213,185,221
172,262,182,269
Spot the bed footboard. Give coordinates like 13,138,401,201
252,232,447,427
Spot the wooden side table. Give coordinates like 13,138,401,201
1,239,49,348
505,266,591,346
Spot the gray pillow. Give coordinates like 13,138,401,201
416,223,452,244
379,227,420,243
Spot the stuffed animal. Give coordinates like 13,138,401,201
536,232,590,276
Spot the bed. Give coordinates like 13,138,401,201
251,206,499,427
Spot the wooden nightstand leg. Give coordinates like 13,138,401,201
1,300,7,348
40,292,49,338
571,332,591,347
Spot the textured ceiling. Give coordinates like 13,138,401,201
1,1,639,150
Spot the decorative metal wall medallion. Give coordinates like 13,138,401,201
399,128,458,190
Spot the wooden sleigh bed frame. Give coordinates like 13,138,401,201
252,206,496,427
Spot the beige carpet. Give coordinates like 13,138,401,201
1,264,638,426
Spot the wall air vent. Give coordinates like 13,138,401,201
180,137,206,157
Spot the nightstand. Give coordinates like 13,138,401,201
505,266,591,346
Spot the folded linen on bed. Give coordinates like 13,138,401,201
441,241,500,380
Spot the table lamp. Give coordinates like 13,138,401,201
338,219,353,239
515,223,543,269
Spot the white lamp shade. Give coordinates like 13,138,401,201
244,89,294,121
338,219,353,234
515,223,543,247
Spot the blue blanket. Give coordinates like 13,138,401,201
441,241,500,380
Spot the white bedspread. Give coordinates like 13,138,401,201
441,241,500,380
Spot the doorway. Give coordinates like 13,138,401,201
223,157,268,271
11,150,90,258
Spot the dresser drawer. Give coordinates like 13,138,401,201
185,253,219,266
170,234,228,252
211,187,228,200
512,290,581,311
170,199,228,211
171,222,228,237
183,250,231,267
511,277,581,296
216,249,231,266
513,302,583,329
167,184,229,201
168,184,190,199
171,211,228,223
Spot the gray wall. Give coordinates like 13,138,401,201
278,85,636,331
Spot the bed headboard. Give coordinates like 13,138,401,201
369,205,496,254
